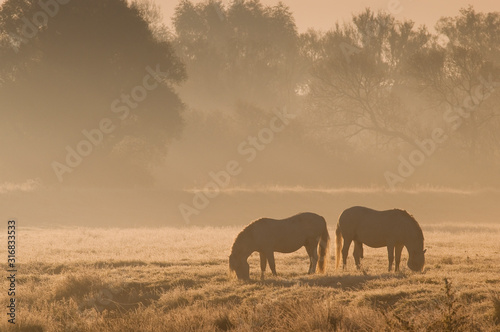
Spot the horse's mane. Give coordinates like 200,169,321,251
231,218,266,254
397,209,424,241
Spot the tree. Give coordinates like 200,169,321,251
411,6,500,162
0,0,186,185
304,9,433,151
172,0,301,113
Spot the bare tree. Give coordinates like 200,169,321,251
411,7,500,161
305,10,432,150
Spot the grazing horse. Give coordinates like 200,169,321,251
229,212,330,280
335,206,426,272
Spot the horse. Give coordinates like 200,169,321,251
335,206,426,272
229,212,330,280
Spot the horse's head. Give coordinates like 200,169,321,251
229,253,250,280
408,249,426,272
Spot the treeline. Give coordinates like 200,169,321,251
172,1,500,170
0,0,499,187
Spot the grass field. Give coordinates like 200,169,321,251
1,224,500,331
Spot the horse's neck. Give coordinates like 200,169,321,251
403,234,422,252
234,237,255,259
404,240,417,251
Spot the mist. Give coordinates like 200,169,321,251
1,0,499,227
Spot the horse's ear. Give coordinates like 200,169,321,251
423,249,427,254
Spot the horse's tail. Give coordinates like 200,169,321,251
335,222,342,269
318,219,330,273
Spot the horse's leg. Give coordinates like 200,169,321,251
266,251,277,276
387,244,395,272
394,244,404,272
259,252,267,280
305,242,318,274
342,238,352,270
353,241,363,270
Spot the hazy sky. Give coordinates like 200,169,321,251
0,0,498,31
157,0,500,32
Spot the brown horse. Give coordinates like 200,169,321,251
335,206,426,272
229,212,330,280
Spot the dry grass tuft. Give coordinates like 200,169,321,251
214,312,235,331
53,274,96,300
440,257,454,265
492,292,500,325
436,278,469,332
9,323,44,332
381,309,416,331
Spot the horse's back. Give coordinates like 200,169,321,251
257,212,326,234
339,206,401,226
285,212,326,224
338,206,408,246
338,206,378,228
251,212,326,252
